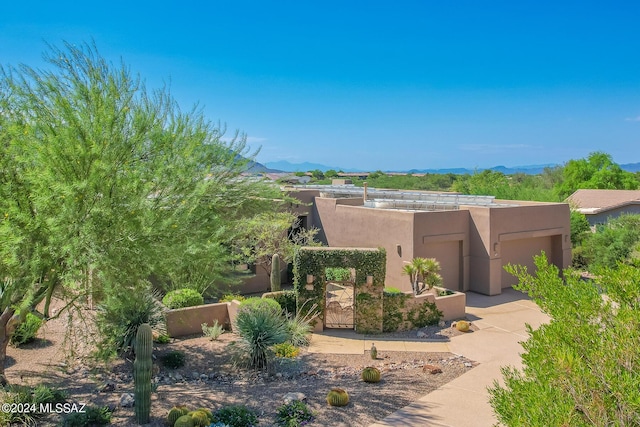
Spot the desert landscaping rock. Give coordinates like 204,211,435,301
283,392,307,404
6,312,476,426
119,393,135,408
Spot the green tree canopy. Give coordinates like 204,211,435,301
0,41,278,384
556,151,639,199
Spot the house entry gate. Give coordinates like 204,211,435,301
324,280,355,328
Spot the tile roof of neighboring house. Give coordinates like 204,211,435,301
566,189,640,214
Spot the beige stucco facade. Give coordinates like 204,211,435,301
287,188,571,296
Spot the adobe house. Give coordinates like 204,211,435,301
566,189,640,227
287,184,571,296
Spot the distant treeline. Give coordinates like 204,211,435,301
302,151,640,202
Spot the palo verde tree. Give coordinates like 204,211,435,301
0,41,279,384
489,253,640,426
233,211,320,278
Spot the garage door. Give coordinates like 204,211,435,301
417,240,462,291
501,236,552,288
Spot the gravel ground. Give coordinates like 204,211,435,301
5,312,478,427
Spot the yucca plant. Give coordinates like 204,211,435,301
233,303,289,370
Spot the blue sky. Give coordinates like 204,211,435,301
2,1,640,171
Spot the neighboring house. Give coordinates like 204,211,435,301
566,189,640,227
284,184,571,296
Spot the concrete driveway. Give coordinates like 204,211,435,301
368,288,549,427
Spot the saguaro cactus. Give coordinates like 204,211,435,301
134,323,153,424
270,253,281,292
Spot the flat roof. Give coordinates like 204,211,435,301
297,184,518,211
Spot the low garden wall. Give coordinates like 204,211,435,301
165,289,464,337
382,288,466,332
430,288,466,321
165,302,230,337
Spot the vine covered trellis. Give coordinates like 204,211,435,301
293,247,386,334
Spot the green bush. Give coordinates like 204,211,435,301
325,267,351,281
161,350,186,369
407,300,442,328
219,293,245,303
154,333,171,344
202,320,224,340
0,384,67,426
383,286,403,295
10,312,43,346
239,297,281,314
232,303,289,370
61,405,112,426
275,400,315,427
162,288,204,309
211,405,258,427
95,283,166,358
274,342,300,358
263,291,296,316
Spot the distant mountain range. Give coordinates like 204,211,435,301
259,160,640,175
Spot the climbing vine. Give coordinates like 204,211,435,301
293,247,386,333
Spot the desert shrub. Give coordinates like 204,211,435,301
491,254,640,426
10,312,43,346
219,293,245,303
162,288,204,309
0,384,67,425
161,350,186,369
263,290,297,316
61,405,112,426
240,297,281,314
202,320,224,340
275,400,315,427
154,333,171,344
274,342,300,358
211,405,258,427
95,283,166,358
232,303,289,370
407,300,442,328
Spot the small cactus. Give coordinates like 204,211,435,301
455,320,470,332
196,408,213,421
361,366,381,383
189,410,210,427
270,253,281,292
134,323,153,425
167,407,187,426
370,343,377,360
174,415,195,427
326,388,350,407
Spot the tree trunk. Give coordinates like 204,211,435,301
0,306,16,386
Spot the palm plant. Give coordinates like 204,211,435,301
402,258,443,295
401,264,418,295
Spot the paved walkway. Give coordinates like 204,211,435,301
307,288,549,427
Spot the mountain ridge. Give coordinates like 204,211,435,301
262,160,640,175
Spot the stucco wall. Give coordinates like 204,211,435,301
312,198,416,292
291,192,571,297
413,210,469,292
165,302,230,337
